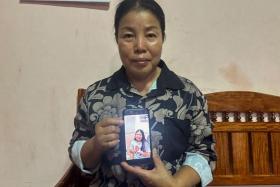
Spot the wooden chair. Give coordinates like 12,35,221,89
207,91,280,185
56,90,280,186
55,89,90,187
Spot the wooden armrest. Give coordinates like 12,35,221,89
55,163,92,187
55,164,77,187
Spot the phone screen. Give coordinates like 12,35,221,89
123,109,152,164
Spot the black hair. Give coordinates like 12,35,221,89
114,0,165,40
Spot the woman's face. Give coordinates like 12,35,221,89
117,10,163,80
135,131,143,142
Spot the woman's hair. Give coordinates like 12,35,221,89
114,0,165,40
134,129,147,151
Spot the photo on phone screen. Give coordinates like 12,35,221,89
122,109,152,164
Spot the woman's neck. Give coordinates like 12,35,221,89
129,67,161,96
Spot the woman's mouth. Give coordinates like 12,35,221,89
132,59,150,65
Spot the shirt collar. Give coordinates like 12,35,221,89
107,60,184,91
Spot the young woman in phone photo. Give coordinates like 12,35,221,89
127,129,151,159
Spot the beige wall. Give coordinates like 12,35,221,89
0,0,279,186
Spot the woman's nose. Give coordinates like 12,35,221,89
134,36,146,53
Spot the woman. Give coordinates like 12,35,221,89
69,0,216,186
128,129,151,159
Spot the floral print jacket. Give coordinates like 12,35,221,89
69,60,217,187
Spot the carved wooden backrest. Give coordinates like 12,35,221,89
206,91,280,185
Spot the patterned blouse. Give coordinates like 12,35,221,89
69,60,217,187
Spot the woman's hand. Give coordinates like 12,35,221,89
141,151,150,157
121,148,201,187
81,118,123,169
138,150,144,155
94,118,123,153
121,149,178,187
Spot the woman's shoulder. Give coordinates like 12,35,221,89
130,139,140,146
177,75,203,97
84,75,114,96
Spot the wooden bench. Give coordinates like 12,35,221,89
207,91,280,185
55,90,280,187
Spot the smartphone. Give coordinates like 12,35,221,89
121,108,152,165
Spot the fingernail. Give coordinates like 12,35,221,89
119,119,124,125
152,148,158,155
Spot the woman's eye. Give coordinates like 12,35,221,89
147,33,157,39
124,34,132,38
123,33,134,40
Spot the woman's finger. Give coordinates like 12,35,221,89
152,148,164,169
104,139,120,149
121,162,147,177
102,125,121,135
99,118,123,127
102,133,119,142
